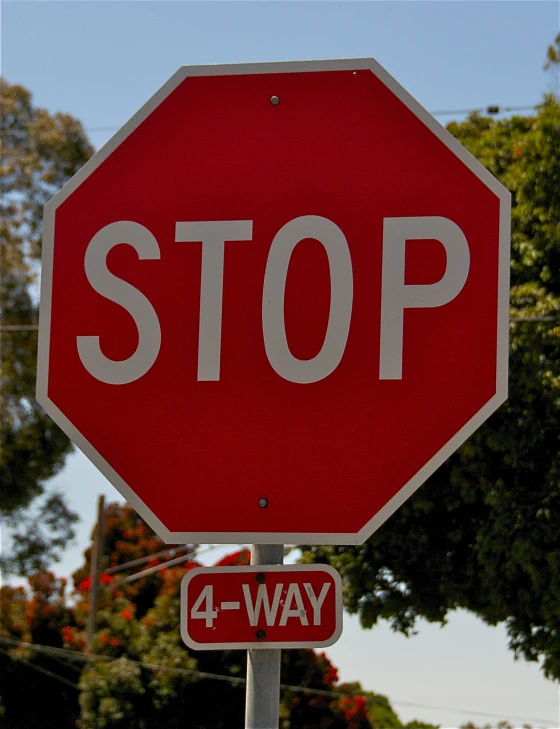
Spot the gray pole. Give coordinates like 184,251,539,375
245,544,284,729
86,494,105,651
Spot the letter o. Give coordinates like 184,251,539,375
262,215,353,384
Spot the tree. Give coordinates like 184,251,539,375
73,505,376,728
1,79,94,574
0,572,80,729
0,505,437,728
544,32,560,72
301,92,560,676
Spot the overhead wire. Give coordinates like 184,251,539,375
81,103,539,133
0,645,79,690
103,543,195,575
10,103,539,136
0,637,556,726
2,315,557,333
108,544,224,586
0,325,38,331
430,103,538,117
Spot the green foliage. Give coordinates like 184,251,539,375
334,683,405,729
544,32,560,70
0,573,79,728
301,99,560,678
79,657,146,729
0,78,93,574
0,507,434,728
73,506,377,729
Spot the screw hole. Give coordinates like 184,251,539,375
270,95,280,106
258,498,268,508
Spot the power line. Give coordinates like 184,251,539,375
0,637,555,726
109,544,222,587
82,103,539,133
511,315,557,322
110,550,196,584
0,325,39,331
2,315,557,334
10,103,539,137
0,645,79,691
47,652,83,675
103,543,195,575
430,104,537,117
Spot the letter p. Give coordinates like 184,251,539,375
379,216,470,380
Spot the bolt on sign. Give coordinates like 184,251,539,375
37,59,510,546
181,565,342,650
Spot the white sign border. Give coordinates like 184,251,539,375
37,58,511,546
180,564,343,651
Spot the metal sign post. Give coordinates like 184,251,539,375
245,544,283,729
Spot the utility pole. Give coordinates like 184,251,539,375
86,495,105,651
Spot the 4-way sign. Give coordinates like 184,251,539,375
181,565,342,650
37,59,510,545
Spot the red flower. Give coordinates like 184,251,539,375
79,577,92,591
120,608,133,620
123,529,133,538
99,635,110,645
110,637,121,647
62,626,76,645
100,573,112,585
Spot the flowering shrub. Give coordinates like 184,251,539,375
0,503,422,729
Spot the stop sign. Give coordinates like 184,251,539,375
37,59,510,545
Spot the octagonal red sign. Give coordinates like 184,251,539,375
37,59,510,545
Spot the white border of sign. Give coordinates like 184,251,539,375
37,58,511,546
180,564,343,650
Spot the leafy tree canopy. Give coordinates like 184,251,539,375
0,79,93,573
544,32,560,71
0,505,437,729
301,92,560,677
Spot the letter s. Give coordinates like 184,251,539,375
77,221,161,385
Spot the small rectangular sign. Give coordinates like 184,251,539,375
180,564,342,650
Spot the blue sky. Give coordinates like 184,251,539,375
2,1,559,726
